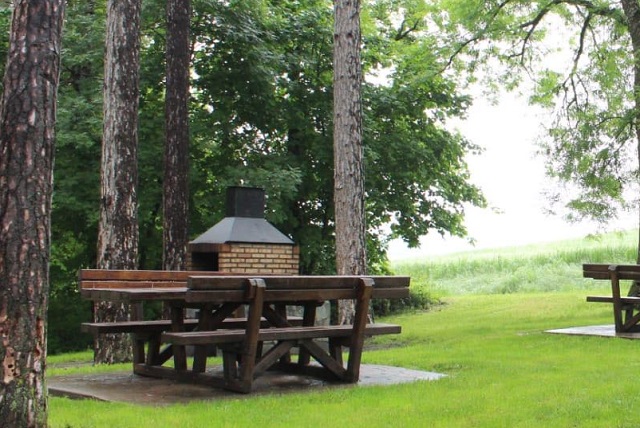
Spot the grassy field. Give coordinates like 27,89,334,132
49,230,640,427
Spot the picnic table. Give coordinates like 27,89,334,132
584,263,640,333
80,269,409,393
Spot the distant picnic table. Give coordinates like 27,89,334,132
584,263,640,333
80,269,410,393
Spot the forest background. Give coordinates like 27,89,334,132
4,0,485,354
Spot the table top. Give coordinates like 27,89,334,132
81,287,188,302
81,275,411,303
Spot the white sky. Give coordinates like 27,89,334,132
387,91,638,261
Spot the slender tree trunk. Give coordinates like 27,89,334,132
163,0,191,272
0,1,65,425
333,0,366,324
95,0,142,364
620,0,640,266
617,1,640,301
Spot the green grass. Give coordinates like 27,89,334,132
48,230,640,427
393,229,637,296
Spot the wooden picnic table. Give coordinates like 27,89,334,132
80,269,409,393
584,263,640,332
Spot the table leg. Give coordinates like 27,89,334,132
298,303,317,366
193,306,213,373
171,306,187,371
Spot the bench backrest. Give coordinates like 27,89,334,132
79,269,233,290
583,264,640,281
186,275,410,303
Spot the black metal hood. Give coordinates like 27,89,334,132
190,187,294,245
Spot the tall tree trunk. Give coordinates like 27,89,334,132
621,0,640,266
95,0,142,364
163,0,191,272
0,1,65,425
333,0,366,324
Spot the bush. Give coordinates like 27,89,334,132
372,286,439,317
47,291,93,355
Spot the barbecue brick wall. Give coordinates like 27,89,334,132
186,243,299,274
218,243,300,274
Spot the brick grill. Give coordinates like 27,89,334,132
186,187,300,274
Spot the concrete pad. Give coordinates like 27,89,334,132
48,365,445,405
546,324,640,339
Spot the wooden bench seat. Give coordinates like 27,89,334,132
172,275,408,393
81,316,304,336
584,263,640,332
80,270,410,393
162,323,401,345
78,269,274,367
585,296,640,305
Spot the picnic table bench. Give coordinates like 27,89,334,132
584,263,640,332
79,269,303,367
80,270,410,393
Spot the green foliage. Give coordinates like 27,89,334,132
0,0,486,351
433,0,638,227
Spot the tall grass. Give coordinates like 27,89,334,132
392,229,637,296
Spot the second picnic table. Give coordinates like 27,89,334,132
80,270,410,393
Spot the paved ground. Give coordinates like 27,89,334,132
49,364,445,405
546,324,640,339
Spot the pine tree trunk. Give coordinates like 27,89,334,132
95,0,142,364
163,0,191,272
0,1,65,425
333,0,366,324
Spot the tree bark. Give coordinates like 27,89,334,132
333,0,366,324
95,0,142,364
620,0,640,265
163,0,191,272
0,1,65,425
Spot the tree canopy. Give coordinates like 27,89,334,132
24,0,485,352
433,0,640,232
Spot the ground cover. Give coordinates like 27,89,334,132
49,230,640,427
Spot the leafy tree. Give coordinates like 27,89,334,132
434,0,640,260
0,0,486,354
189,0,485,274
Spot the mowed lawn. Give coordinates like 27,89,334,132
50,291,640,427
49,231,640,427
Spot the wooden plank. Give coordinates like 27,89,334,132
185,287,409,304
161,323,402,346
188,275,410,290
79,269,230,282
346,278,374,382
81,319,199,334
81,287,188,302
583,263,640,281
586,296,640,304
236,278,266,392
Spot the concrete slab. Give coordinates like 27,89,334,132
546,324,640,339
48,365,445,405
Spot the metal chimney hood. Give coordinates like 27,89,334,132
190,187,294,245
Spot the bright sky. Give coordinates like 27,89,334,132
387,91,638,261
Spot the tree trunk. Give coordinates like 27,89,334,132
0,1,65,425
163,0,191,272
95,0,142,364
333,0,366,324
620,0,640,266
